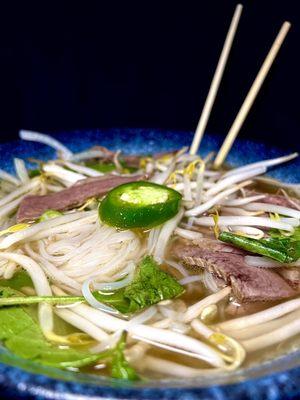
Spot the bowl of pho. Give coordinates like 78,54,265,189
0,5,299,400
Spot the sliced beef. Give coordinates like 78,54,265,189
172,239,296,302
179,238,247,256
278,267,300,290
17,174,144,222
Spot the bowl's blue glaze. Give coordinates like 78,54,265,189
0,128,299,400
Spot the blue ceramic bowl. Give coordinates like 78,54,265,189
0,128,300,400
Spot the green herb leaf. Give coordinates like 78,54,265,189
94,256,184,313
86,161,138,174
0,257,184,314
219,231,300,263
110,332,139,380
0,271,33,291
86,161,116,173
270,226,300,241
28,169,41,178
0,287,108,369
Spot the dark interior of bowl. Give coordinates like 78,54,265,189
0,128,299,400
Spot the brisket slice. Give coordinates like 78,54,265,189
17,174,144,222
172,239,296,302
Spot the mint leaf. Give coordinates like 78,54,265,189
94,256,184,313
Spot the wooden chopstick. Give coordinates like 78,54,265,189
189,4,243,156
214,21,291,168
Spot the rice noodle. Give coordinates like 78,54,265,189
153,209,184,261
0,212,94,249
19,130,73,160
81,279,120,314
24,243,82,293
92,263,135,291
147,226,161,254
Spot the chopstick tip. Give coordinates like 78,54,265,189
283,21,292,29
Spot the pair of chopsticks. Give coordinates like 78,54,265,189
189,4,291,168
